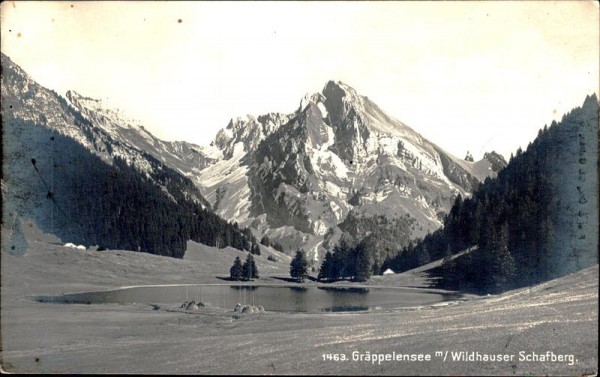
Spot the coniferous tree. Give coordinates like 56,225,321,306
443,244,452,262
318,251,334,281
250,241,261,255
488,222,516,292
290,250,309,282
417,243,431,265
354,241,372,282
336,238,353,279
229,256,243,281
371,259,381,276
260,235,271,247
242,253,259,280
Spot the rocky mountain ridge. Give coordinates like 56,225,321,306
2,52,504,261
199,80,504,260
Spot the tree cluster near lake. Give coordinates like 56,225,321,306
315,210,415,283
230,254,259,281
318,239,372,282
335,212,415,273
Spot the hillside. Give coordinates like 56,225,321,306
1,53,256,257
386,94,599,293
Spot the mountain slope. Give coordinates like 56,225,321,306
64,90,219,177
1,53,255,257
1,52,213,208
386,94,599,293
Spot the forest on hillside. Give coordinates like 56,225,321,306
3,118,257,258
387,94,599,293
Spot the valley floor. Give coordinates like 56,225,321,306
1,224,598,375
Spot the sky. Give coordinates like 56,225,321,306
1,1,598,160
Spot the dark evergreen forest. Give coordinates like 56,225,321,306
318,238,372,282
384,94,599,293
3,118,257,258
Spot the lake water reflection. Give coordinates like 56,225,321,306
36,284,458,313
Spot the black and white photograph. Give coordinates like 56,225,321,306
1,1,598,375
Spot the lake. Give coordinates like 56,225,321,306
35,284,459,313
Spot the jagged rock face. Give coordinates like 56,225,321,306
322,81,371,163
213,113,290,160
64,90,218,177
202,80,503,259
434,145,481,192
484,151,508,173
